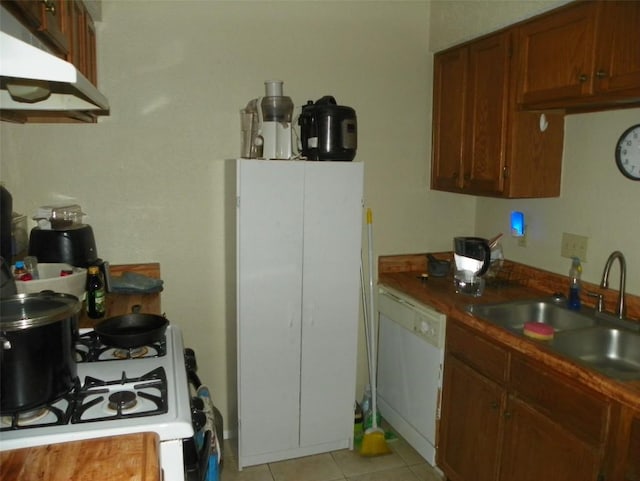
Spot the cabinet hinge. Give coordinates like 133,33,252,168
503,166,510,179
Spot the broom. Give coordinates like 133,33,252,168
360,208,391,457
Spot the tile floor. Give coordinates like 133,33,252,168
219,431,444,481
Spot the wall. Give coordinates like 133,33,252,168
0,0,476,436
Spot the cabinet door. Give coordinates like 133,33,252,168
464,32,510,195
40,0,71,56
431,47,467,192
517,1,596,106
438,355,504,481
299,162,363,447
624,413,640,481
237,160,305,459
594,1,640,97
500,397,603,481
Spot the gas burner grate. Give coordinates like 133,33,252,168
72,367,168,423
0,378,80,431
76,331,166,362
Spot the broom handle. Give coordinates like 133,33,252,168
366,208,379,430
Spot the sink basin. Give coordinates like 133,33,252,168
467,299,597,333
551,327,640,381
467,298,640,381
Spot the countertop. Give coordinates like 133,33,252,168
0,432,161,481
79,263,162,328
378,253,640,410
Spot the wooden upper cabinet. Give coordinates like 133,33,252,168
431,30,564,199
432,46,467,192
464,33,510,195
2,0,71,56
593,1,640,98
517,0,640,109
41,0,71,56
432,32,509,197
69,0,97,83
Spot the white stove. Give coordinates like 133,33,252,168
0,325,209,481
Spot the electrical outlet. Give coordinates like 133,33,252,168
561,233,588,261
517,231,527,247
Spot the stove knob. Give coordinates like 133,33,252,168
184,348,198,371
191,396,204,411
192,409,206,432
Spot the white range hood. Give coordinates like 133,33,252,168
0,23,109,113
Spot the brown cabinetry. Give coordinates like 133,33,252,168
69,0,96,83
517,0,640,109
431,31,564,198
439,317,611,481
608,405,640,481
2,0,71,57
1,0,101,123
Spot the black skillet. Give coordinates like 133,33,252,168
95,306,169,349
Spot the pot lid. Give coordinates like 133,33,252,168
0,292,81,330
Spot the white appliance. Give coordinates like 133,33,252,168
227,158,364,468
0,6,109,112
241,81,294,160
0,325,219,481
377,286,446,466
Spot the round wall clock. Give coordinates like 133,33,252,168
615,124,640,180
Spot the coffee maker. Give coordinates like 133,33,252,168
240,80,294,160
453,236,491,297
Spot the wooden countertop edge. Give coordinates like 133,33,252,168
0,432,161,481
451,306,640,409
378,254,640,411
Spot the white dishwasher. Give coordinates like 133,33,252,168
377,286,446,466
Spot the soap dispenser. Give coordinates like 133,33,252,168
568,257,582,310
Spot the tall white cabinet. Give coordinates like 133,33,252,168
228,159,364,468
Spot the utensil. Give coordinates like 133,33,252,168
0,292,81,414
488,233,503,249
95,307,168,349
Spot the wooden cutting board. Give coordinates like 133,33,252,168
0,432,160,481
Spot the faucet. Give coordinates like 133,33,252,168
600,251,627,319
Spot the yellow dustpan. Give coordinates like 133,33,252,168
360,208,391,457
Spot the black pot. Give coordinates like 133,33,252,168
0,293,81,414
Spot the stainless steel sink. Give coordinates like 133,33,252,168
467,299,597,333
551,327,640,381
466,298,640,381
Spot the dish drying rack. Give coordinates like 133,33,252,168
485,260,528,288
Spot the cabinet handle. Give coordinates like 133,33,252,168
42,0,56,15
504,411,512,418
595,69,607,79
578,74,588,83
490,401,499,410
